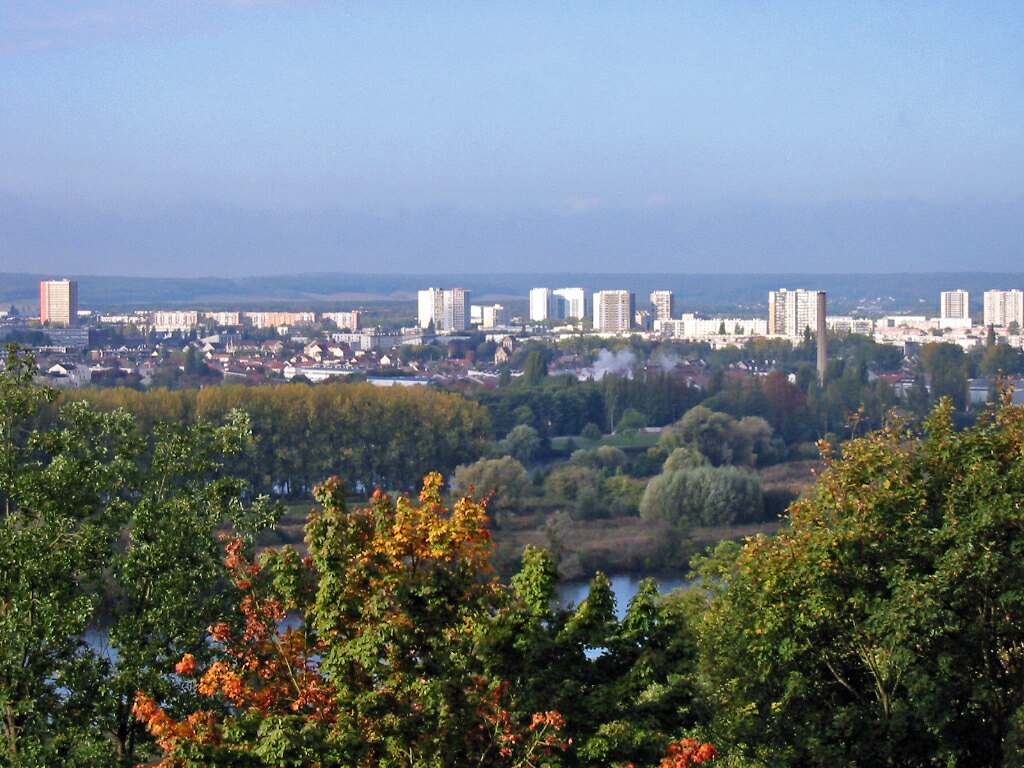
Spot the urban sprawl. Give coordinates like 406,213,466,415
3,279,1020,406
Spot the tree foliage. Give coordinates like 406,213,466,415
697,396,1024,766
58,381,490,496
640,466,764,528
0,346,277,767
453,456,532,515
135,482,713,768
660,408,779,468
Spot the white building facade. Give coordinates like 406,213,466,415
530,286,585,321
940,290,970,323
153,310,200,332
983,290,1023,329
553,287,586,320
528,288,552,322
593,290,635,333
650,290,674,321
418,288,470,332
244,311,316,329
768,288,824,337
322,311,361,330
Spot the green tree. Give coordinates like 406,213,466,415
640,465,764,528
980,342,1024,377
570,446,627,472
498,424,542,465
661,406,772,467
698,397,1024,766
522,350,549,386
600,474,646,517
545,464,600,504
663,445,708,473
0,346,277,766
616,407,648,432
921,342,968,410
453,456,531,515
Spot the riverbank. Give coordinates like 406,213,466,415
490,513,783,579
259,459,817,578
259,502,785,579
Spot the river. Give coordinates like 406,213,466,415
85,572,693,661
556,572,693,618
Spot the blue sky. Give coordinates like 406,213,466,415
1,1,1022,276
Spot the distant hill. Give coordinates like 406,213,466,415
2,271,1020,316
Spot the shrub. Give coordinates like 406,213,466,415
640,466,763,527
601,474,646,517
453,456,531,514
663,446,708,473
545,464,600,502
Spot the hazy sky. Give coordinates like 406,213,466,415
1,1,1022,276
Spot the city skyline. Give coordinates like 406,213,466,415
18,276,1024,333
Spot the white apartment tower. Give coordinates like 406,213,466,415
983,290,1024,329
553,287,586,320
480,304,507,329
418,288,445,330
530,286,586,322
767,288,824,337
529,288,553,322
593,290,635,333
418,287,470,332
650,290,674,321
442,288,470,332
940,290,970,321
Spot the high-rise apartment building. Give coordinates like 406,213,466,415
529,288,552,322
983,290,1022,329
39,279,78,327
593,290,635,333
418,288,470,332
553,287,586,320
530,287,585,322
418,288,445,329
480,304,507,329
767,288,823,337
650,290,674,321
940,290,970,321
442,288,471,332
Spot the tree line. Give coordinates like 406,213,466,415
54,380,491,496
469,367,701,440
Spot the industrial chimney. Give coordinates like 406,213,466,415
816,291,827,383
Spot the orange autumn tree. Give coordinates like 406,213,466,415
658,738,719,767
135,473,571,767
